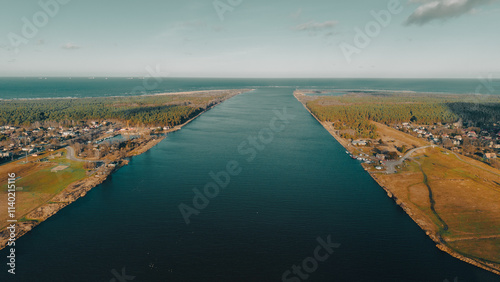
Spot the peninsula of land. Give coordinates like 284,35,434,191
295,90,500,275
0,89,252,250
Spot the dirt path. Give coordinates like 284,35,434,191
451,151,500,177
447,234,500,242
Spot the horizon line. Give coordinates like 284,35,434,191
0,76,496,80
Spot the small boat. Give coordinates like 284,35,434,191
345,151,349,154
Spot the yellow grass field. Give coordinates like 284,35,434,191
297,91,500,273
372,121,428,148
374,126,500,272
0,150,87,230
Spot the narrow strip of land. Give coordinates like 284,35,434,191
294,90,500,276
0,89,253,251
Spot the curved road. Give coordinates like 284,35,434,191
383,145,432,174
65,146,100,163
450,151,500,177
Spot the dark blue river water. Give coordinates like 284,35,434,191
1,84,499,281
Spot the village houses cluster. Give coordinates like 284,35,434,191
0,120,175,163
395,121,500,160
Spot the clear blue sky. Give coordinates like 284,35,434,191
1,0,499,78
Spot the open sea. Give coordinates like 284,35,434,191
1,77,500,99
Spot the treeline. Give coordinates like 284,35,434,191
446,102,500,127
118,105,203,125
305,92,500,139
0,91,236,126
308,102,458,124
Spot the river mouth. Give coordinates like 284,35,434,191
1,87,498,282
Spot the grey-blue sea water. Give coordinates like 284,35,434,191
0,80,499,281
1,77,500,98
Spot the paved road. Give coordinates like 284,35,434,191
383,145,432,174
65,146,100,163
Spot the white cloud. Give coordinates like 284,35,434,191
290,8,303,20
157,20,209,39
405,0,498,25
294,20,339,31
293,20,339,39
61,42,80,50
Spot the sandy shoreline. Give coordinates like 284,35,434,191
293,92,500,276
0,89,252,101
0,89,253,251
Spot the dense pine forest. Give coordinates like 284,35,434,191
305,92,500,139
447,102,500,127
0,91,241,126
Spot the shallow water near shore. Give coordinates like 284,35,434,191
1,87,499,281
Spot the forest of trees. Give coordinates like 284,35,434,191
0,92,235,126
446,102,500,127
305,92,500,139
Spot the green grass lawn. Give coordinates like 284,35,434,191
0,150,90,229
18,152,86,195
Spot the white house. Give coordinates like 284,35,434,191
0,152,12,158
352,140,367,146
485,153,497,159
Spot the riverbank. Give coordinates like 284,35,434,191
0,138,165,251
294,91,500,276
0,89,253,251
